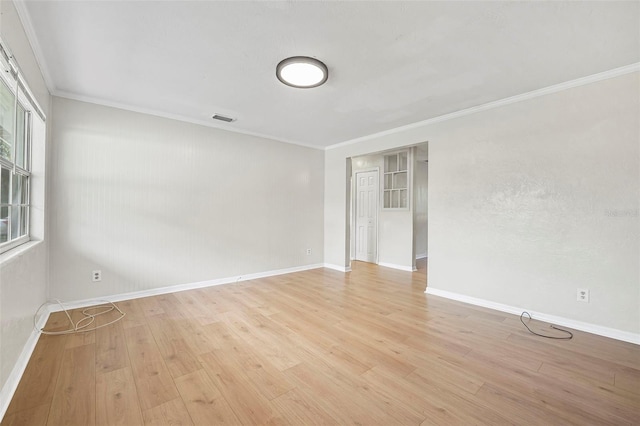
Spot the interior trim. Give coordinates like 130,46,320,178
0,310,49,421
425,287,640,345
327,62,640,150
378,262,416,272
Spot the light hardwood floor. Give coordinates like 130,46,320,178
3,260,639,425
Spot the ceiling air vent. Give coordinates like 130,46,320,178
212,114,235,123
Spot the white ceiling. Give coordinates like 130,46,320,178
19,1,640,149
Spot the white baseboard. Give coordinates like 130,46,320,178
323,263,352,272
50,263,326,312
378,262,416,272
416,253,427,260
0,310,50,422
425,287,640,345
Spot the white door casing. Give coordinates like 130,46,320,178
355,170,378,263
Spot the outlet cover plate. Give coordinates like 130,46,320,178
577,288,589,302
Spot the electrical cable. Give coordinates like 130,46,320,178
34,299,125,335
520,311,573,340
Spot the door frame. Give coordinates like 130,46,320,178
351,167,380,264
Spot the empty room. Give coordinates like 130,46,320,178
0,1,639,425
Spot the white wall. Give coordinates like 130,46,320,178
324,71,639,336
49,97,324,301
0,243,47,385
0,0,50,410
413,160,428,258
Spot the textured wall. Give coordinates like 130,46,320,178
428,73,639,333
49,97,324,301
325,72,639,334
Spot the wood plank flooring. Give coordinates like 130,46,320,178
3,260,640,425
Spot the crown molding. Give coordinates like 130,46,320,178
53,90,324,151
326,62,640,151
12,0,56,93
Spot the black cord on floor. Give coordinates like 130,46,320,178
520,311,573,340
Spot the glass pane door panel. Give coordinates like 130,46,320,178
384,154,397,172
399,189,408,208
382,151,410,209
398,151,408,171
393,172,407,189
384,173,392,190
391,190,400,208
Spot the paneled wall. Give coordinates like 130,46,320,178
49,97,324,301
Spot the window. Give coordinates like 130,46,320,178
0,47,33,254
383,151,409,209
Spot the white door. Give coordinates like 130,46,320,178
355,170,378,263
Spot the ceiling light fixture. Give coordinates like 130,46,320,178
276,56,328,88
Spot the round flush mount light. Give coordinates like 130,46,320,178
276,56,328,88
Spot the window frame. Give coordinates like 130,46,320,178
0,50,34,254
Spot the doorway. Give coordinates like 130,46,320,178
347,142,428,274
354,170,378,263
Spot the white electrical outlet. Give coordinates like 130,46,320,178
92,270,102,282
577,288,589,302
306,248,312,255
